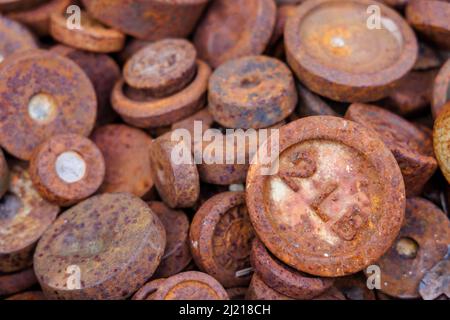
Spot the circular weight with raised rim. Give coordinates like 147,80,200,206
246,116,406,277
50,9,125,53
124,39,197,98
112,60,210,128
285,0,418,102
149,271,229,300
190,191,255,288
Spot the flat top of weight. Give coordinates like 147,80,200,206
209,55,294,107
285,0,417,86
34,193,164,290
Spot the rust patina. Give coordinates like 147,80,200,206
246,116,406,277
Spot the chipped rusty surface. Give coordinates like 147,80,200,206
190,191,254,288
8,0,71,37
0,0,447,302
374,197,450,299
132,278,167,300
406,0,450,50
246,116,405,277
0,165,59,273
209,55,297,129
285,0,418,102
50,9,125,53
432,59,450,118
149,202,192,278
0,149,9,198
0,15,37,61
124,39,197,98
149,132,200,208
246,273,293,300
194,0,276,69
0,267,37,296
112,60,210,128
251,238,334,299
91,124,153,198
29,133,105,207
82,0,210,41
51,45,121,127
149,271,229,300
419,248,450,300
383,70,438,116
334,273,376,300
346,103,437,196
33,193,166,300
0,49,97,160
6,291,46,300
